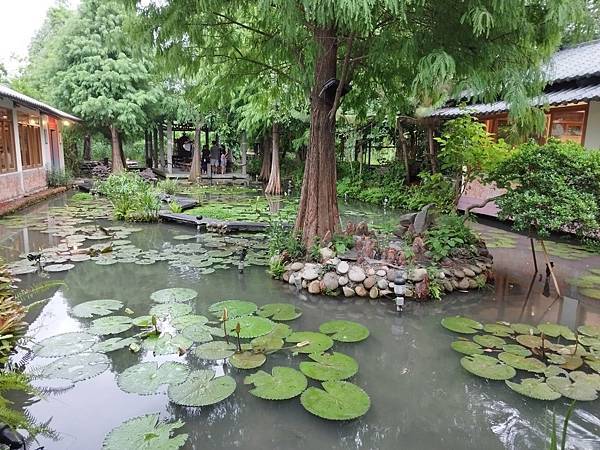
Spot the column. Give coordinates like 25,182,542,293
12,109,24,194
240,131,248,177
166,122,173,174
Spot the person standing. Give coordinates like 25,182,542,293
220,149,227,174
209,140,220,174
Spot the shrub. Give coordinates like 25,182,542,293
425,214,479,261
268,220,305,259
98,172,160,222
70,192,93,202
46,169,73,187
169,200,183,213
157,179,179,195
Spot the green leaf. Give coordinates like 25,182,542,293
505,378,561,400
497,352,546,373
515,334,543,349
92,337,137,353
244,367,307,400
133,316,153,327
168,370,236,406
460,354,516,380
88,316,133,335
226,316,275,338
208,300,257,318
229,351,266,369
510,323,539,335
299,352,358,381
117,361,189,395
569,371,600,390
547,376,598,401
538,323,575,340
72,299,123,318
180,324,214,343
40,352,110,382
586,357,600,373
257,303,302,321
149,303,192,318
441,316,483,334
482,323,513,337
473,334,506,349
142,334,192,355
269,323,293,339
194,341,236,360
102,414,188,450
559,355,583,370
150,288,198,303
35,332,97,357
286,332,334,354
300,381,370,421
450,340,483,355
318,320,369,343
171,314,209,330
251,335,284,353
578,325,600,338
501,344,532,357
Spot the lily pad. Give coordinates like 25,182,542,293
229,351,266,369
586,357,600,373
40,352,110,382
538,323,575,340
72,299,123,318
117,361,189,395
88,316,133,335
149,303,192,318
257,303,302,321
510,323,539,335
515,334,543,349
43,263,75,272
460,354,516,380
168,370,236,406
497,352,546,373
194,341,236,360
450,340,483,355
578,325,600,338
482,323,513,337
502,344,532,357
318,320,369,343
569,371,600,390
226,316,275,338
133,315,153,327
299,352,358,381
142,334,192,355
244,367,307,400
286,332,334,354
560,354,584,370
180,324,214,343
150,288,198,303
208,300,257,318
473,334,506,349
505,378,561,400
441,316,483,334
92,337,137,353
269,323,293,339
102,413,187,450
547,376,598,401
35,332,97,357
251,335,284,353
172,315,209,330
300,381,370,421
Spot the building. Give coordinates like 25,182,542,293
0,85,79,203
426,39,600,215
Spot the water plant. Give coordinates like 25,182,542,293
102,413,187,449
157,179,180,195
168,200,183,214
98,172,161,222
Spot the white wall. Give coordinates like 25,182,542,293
584,101,600,150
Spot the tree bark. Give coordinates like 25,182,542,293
396,118,411,184
166,122,173,174
118,132,126,168
265,122,281,195
189,122,202,181
110,125,124,173
152,126,159,169
259,133,272,181
294,25,340,245
158,124,165,169
83,134,91,161
427,126,438,173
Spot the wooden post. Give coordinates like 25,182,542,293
152,126,158,169
189,122,202,181
396,118,411,185
240,131,248,177
427,125,438,173
158,124,165,169
166,122,173,174
530,238,538,273
539,240,562,297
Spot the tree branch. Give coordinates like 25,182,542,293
329,34,354,121
462,194,504,220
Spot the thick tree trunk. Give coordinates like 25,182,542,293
396,118,411,184
265,122,281,195
158,124,165,169
110,125,124,173
259,133,272,181
166,122,173,174
427,126,438,173
294,26,340,245
189,123,202,181
118,132,126,168
152,126,159,169
83,134,91,161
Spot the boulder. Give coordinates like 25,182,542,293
336,260,350,275
468,264,483,274
288,273,296,285
393,225,407,238
369,287,379,299
343,286,355,297
410,268,428,282
367,268,376,276
363,276,376,289
413,203,435,235
458,278,470,290
355,284,368,297
463,268,476,278
468,278,478,289
453,269,465,279
283,271,291,282
308,280,321,294
338,276,349,286
376,269,387,277
320,247,335,261
398,212,417,227
386,269,399,282
322,272,339,291
348,266,366,283
380,289,392,296
303,267,319,281
377,278,389,290
290,262,305,271
302,280,308,289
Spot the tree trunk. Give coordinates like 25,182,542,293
166,122,173,174
110,125,124,173
189,123,202,181
294,25,340,245
83,134,91,161
396,118,411,184
427,126,438,173
259,133,272,181
146,129,153,168
158,124,165,169
118,132,126,168
265,122,281,195
152,126,159,169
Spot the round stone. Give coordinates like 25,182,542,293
369,287,379,299
322,272,339,291
338,276,349,286
290,262,304,271
308,280,321,294
363,276,376,289
336,260,349,274
355,285,368,297
342,286,355,297
348,266,366,283
303,267,319,281
410,268,427,282
377,279,388,290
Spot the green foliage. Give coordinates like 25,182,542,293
46,168,73,187
225,316,276,338
102,413,188,450
35,332,97,358
491,140,600,237
308,239,322,262
257,303,302,321
71,299,123,318
167,370,236,406
299,352,359,381
70,192,93,202
208,300,257,319
267,220,306,259
0,262,28,365
150,288,198,304
300,381,371,421
157,179,179,195
244,367,307,400
40,352,110,382
318,320,369,343
117,361,189,395
98,172,160,222
425,214,479,261
331,234,354,254
548,400,576,450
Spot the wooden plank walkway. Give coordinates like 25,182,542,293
158,211,269,233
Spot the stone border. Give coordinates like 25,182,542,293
0,187,69,217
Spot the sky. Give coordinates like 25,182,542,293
0,0,79,77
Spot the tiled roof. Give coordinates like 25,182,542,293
0,85,80,122
546,39,600,84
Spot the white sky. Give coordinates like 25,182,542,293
1,0,80,77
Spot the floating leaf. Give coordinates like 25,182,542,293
92,337,137,353
538,323,575,340
586,357,600,373
44,263,75,272
299,352,358,381
510,323,539,335
505,378,561,400
301,381,370,421
72,300,123,318
269,323,293,339
194,341,236,360
208,300,257,318
578,325,600,338
460,355,516,380
149,303,192,318
117,362,189,395
579,335,600,347
569,371,600,390
498,352,546,373
546,354,567,365
547,376,598,401
441,316,483,334
229,351,266,369
473,334,506,349
40,352,109,382
244,367,307,400
172,315,209,330
180,324,214,343
251,335,284,353
102,413,187,450
226,316,275,338
143,334,192,355
515,334,543,349
450,340,483,355
286,332,334,354
545,365,569,378
35,332,97,357
150,288,198,303
133,316,153,327
502,344,532,357
257,303,302,321
168,370,236,406
560,355,583,371
88,316,133,335
319,320,369,343
483,323,513,337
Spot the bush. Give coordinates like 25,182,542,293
169,200,183,213
157,179,179,195
425,214,479,261
70,192,93,202
98,172,160,222
268,220,306,259
46,169,73,187
247,157,261,176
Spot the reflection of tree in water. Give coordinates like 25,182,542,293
266,195,283,214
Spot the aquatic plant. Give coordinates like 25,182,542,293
70,192,94,202
150,288,198,304
167,370,236,406
117,361,189,395
102,413,187,450
39,352,110,382
157,179,180,195
71,299,124,318
98,172,160,222
168,200,183,214
257,303,302,321
299,352,359,381
319,320,370,343
244,367,307,400
300,381,371,421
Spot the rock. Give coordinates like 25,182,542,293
308,280,321,294
322,272,339,291
375,269,386,277
475,261,488,270
283,271,291,282
458,278,470,290
377,278,388,290
290,262,304,271
443,280,454,292
303,267,319,281
405,287,414,298
355,284,368,297
348,266,366,283
398,212,417,227
393,225,407,238
338,276,349,286
288,273,296,285
367,268,375,276
381,289,392,296
437,271,446,279
413,203,434,235
442,268,454,278
320,247,335,261
410,268,428,282
477,247,490,257
386,269,399,282
468,264,483,274
302,280,308,289
451,279,460,289
363,276,376,289
336,260,349,274
343,286,355,297
463,268,476,277
468,278,478,289
453,269,465,279
369,287,379,299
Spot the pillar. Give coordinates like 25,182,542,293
240,131,248,177
166,122,173,174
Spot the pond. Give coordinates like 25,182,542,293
1,192,599,450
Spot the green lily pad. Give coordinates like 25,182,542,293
149,303,192,318
299,352,358,381
510,323,539,335
44,263,75,272
578,325,600,338
92,337,137,353
546,354,567,365
208,300,257,318
318,320,369,343
538,323,575,340
505,378,561,400
545,365,569,378
450,340,483,355
88,316,133,335
150,288,198,303
460,354,516,380
473,334,506,349
72,300,124,318
269,323,293,339
40,352,110,382
194,341,236,360
226,316,275,338
482,323,513,337
569,371,600,390
579,335,600,347
586,357,600,373
301,381,370,421
257,303,302,321
244,367,307,400
229,351,266,369
168,370,236,406
515,334,543,349
251,335,284,353
142,334,192,355
180,324,214,343
560,354,584,370
547,376,598,401
172,315,209,330
132,316,153,327
441,316,483,334
502,344,532,357
102,413,187,449
498,352,546,373
35,332,97,357
117,361,189,395
286,332,334,354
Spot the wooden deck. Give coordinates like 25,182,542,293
153,168,250,183
158,211,269,233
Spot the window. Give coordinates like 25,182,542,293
549,107,587,144
17,112,42,169
0,108,16,174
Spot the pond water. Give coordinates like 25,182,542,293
1,192,599,450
